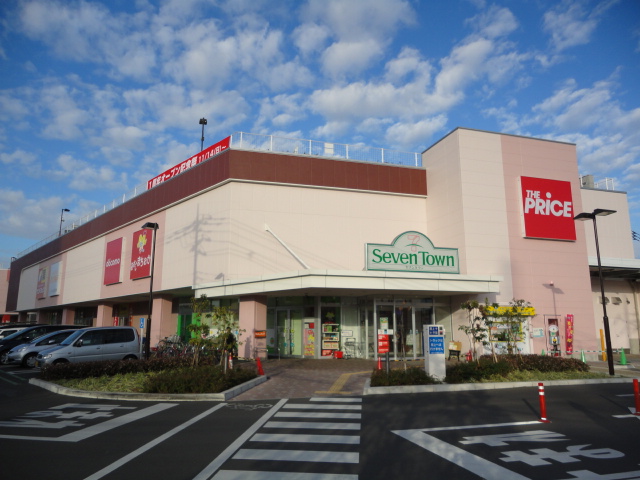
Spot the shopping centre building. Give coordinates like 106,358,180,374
4,128,640,360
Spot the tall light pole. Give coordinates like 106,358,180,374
199,117,207,152
141,222,159,360
574,208,616,376
59,208,70,236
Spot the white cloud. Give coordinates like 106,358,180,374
40,83,89,140
384,47,432,85
55,154,128,191
321,39,384,78
293,22,330,56
543,0,618,52
19,0,112,61
0,188,69,238
0,149,37,166
466,5,518,39
255,94,307,130
302,0,415,42
385,116,448,150
301,0,415,78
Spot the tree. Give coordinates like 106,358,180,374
458,300,487,361
483,298,536,357
189,294,245,371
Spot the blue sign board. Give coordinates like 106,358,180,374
140,318,145,329
428,336,445,354
428,326,439,336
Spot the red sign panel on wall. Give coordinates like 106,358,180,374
565,314,574,355
147,136,231,190
36,266,48,300
104,238,124,285
520,176,576,241
130,229,153,280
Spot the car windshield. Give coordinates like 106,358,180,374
59,329,85,345
34,331,70,345
28,331,58,344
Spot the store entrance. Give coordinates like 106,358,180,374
375,300,434,360
276,308,303,357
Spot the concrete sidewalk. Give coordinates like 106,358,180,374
230,355,640,401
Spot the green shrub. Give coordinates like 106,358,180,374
446,354,590,383
445,358,511,383
142,365,257,394
39,356,196,381
370,367,439,387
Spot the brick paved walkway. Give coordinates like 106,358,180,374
231,358,379,401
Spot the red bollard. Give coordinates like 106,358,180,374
377,357,382,370
538,382,550,423
633,379,640,416
256,357,265,376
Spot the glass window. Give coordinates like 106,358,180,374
80,331,105,346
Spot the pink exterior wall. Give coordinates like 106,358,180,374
500,134,597,355
424,129,599,356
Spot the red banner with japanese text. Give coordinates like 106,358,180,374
147,136,230,189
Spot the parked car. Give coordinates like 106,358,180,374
0,325,82,364
36,326,141,367
6,328,82,367
0,324,34,339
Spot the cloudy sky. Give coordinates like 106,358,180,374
1,0,639,268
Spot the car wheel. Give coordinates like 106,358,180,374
0,351,9,365
52,359,68,365
123,355,138,361
22,353,37,368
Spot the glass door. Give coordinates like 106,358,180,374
413,307,434,357
277,308,303,357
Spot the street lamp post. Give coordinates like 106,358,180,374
574,208,616,376
142,222,159,360
199,117,207,152
59,208,70,236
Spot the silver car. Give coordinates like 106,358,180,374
7,329,81,368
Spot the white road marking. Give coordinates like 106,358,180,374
310,397,362,403
212,471,358,479
233,448,359,463
251,433,360,444
264,421,360,430
283,403,362,410
393,428,530,480
84,403,226,480
275,411,361,419
0,402,177,442
193,399,287,480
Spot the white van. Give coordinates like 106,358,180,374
36,326,141,366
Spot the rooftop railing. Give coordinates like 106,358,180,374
15,132,421,259
231,132,422,167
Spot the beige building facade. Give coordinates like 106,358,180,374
5,129,639,360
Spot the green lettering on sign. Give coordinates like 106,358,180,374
365,232,459,274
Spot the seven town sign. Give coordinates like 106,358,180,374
520,176,576,241
366,232,459,273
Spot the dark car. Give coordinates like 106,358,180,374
0,323,37,339
0,325,82,364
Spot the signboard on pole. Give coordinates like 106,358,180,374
424,324,446,380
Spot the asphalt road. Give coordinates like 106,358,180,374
1,364,639,479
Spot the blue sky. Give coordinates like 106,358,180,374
1,0,639,268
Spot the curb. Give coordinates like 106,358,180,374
28,374,268,402
362,377,634,395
